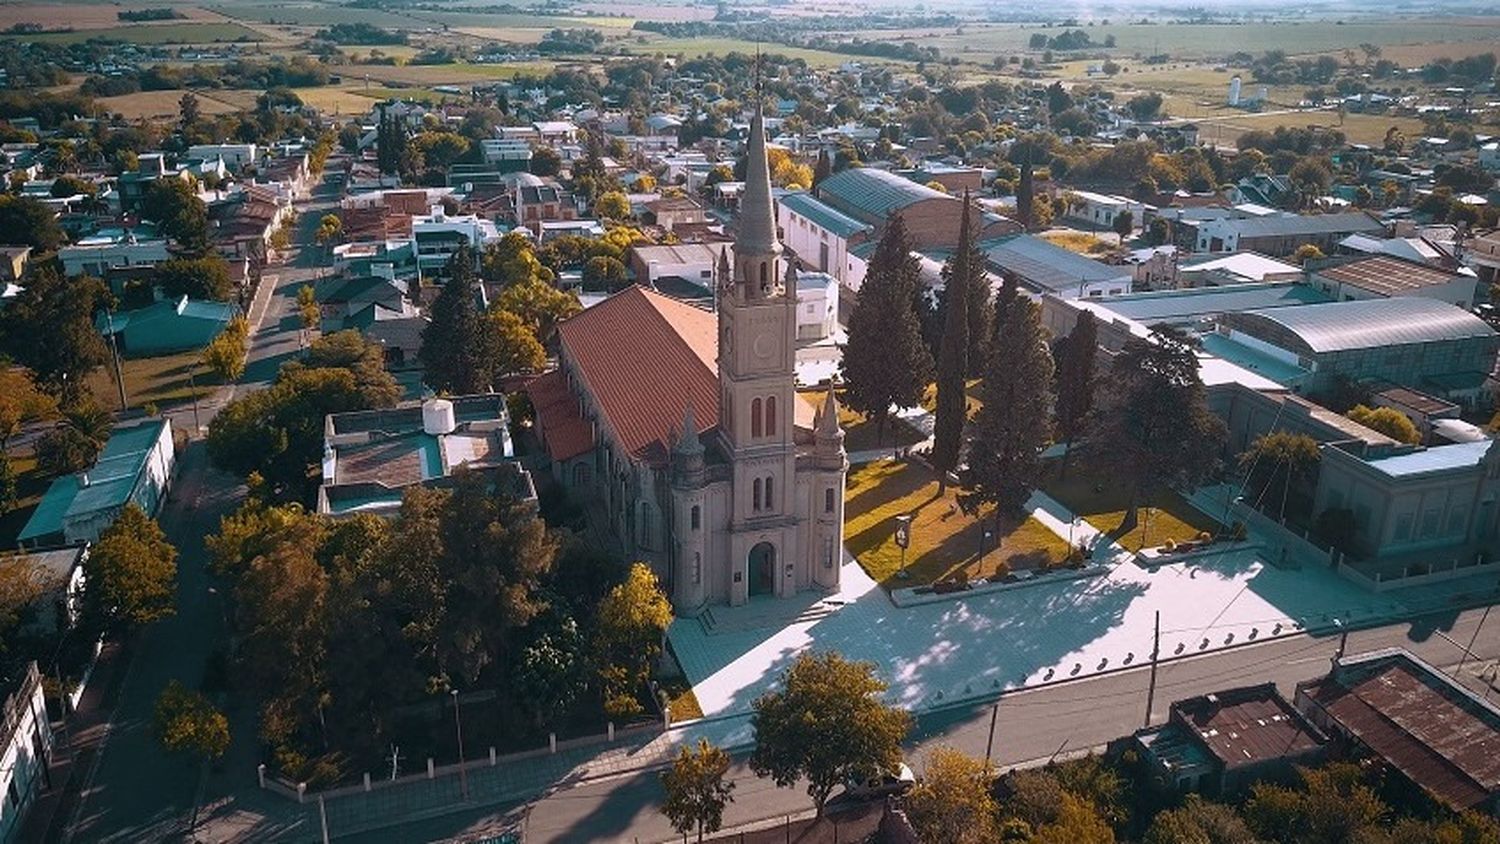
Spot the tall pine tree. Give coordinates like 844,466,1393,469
841,214,933,445
962,297,1053,519
1052,309,1098,478
931,194,976,482
419,245,501,394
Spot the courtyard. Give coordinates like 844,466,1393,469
1039,459,1223,552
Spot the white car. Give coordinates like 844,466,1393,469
844,762,916,799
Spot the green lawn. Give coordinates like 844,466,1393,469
845,459,1069,589
85,349,221,413
1039,460,1221,552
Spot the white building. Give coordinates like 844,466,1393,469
776,191,872,286
411,207,501,281
58,230,172,278
1064,190,1151,231
795,270,838,342
186,143,257,171
0,662,51,844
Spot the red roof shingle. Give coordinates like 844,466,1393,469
527,369,594,462
557,286,718,466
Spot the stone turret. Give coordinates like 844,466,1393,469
815,387,846,469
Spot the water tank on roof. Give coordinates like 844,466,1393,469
423,398,456,436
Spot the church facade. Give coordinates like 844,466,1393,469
528,105,848,614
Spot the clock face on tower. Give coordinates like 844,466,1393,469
752,332,774,360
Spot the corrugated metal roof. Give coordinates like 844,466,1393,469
1315,255,1465,296
1236,297,1496,354
779,191,871,240
980,233,1130,292
1214,211,1385,239
817,167,947,221
1096,282,1328,325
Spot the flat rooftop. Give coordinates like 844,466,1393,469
1172,684,1325,770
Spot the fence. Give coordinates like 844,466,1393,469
258,719,663,804
1339,554,1500,592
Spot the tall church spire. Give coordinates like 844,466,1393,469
735,92,780,265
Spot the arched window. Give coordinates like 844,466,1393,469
752,478,762,511
764,476,775,511
690,505,701,531
765,396,777,437
824,487,835,513
751,398,762,438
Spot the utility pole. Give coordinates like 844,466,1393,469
1144,611,1160,729
452,689,469,800
983,700,1000,768
106,311,128,411
1456,603,1493,677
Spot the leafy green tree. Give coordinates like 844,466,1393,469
87,503,178,628
0,267,110,399
1347,404,1420,445
482,231,553,288
0,195,64,251
514,617,590,728
304,330,401,408
841,213,933,444
35,400,112,476
963,298,1054,517
1238,432,1321,522
531,146,561,177
749,651,912,817
141,177,212,256
1052,311,1097,478
155,680,230,761
583,255,628,291
1242,763,1388,844
1144,795,1257,844
932,195,978,485
420,246,502,394
314,213,343,247
905,747,999,844
153,256,234,301
297,285,320,332
1088,327,1226,531
1008,133,1054,231
661,738,736,843
1032,793,1115,844
202,315,249,382
494,276,581,342
1112,210,1134,244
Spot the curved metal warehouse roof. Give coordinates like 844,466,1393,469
1231,297,1496,355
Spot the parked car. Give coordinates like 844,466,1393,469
844,762,916,799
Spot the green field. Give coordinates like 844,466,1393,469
5,21,266,44
890,18,1500,64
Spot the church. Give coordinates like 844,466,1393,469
527,104,848,614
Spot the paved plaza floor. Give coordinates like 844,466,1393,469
668,492,1492,722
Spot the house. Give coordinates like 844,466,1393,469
257,152,312,201
186,143,257,171
1064,190,1151,232
58,229,171,279
795,270,839,342
981,233,1133,299
645,196,709,233
1176,252,1304,288
1295,648,1500,815
98,297,239,357
515,182,577,234
0,662,52,844
1227,173,1294,207
527,104,847,612
0,545,88,637
18,418,175,548
316,274,409,330
629,243,727,291
317,396,534,517
1194,212,1386,256
776,190,873,287
412,207,501,281
1307,255,1479,309
1135,683,1327,796
478,138,532,173
345,301,428,372
910,161,984,194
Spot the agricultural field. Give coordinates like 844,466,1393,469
2,21,268,45
99,88,255,120
620,36,870,67
0,3,226,31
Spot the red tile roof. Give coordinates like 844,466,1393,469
557,286,718,466
527,369,594,462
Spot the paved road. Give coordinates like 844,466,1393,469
518,604,1500,844
56,176,342,844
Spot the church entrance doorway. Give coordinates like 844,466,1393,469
749,542,776,597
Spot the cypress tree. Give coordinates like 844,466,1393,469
419,245,499,394
1053,309,1098,478
962,297,1054,519
841,213,933,446
931,195,975,482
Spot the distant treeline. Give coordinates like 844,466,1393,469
313,22,407,45
80,56,332,97
118,8,183,22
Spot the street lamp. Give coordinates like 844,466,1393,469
451,689,469,800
